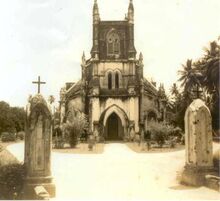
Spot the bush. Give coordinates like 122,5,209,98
63,109,89,148
0,163,26,200
1,132,16,142
17,131,25,140
147,121,174,147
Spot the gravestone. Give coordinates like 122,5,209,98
23,94,55,199
181,99,214,186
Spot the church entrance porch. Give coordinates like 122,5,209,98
105,112,123,141
98,105,129,141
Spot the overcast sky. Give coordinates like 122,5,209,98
0,0,219,107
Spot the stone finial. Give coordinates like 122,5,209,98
139,52,143,63
93,0,100,24
81,51,86,66
128,0,134,23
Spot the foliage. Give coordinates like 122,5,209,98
63,107,89,148
0,101,26,135
174,38,220,130
0,163,26,200
178,59,202,94
147,121,174,147
1,132,16,142
17,131,25,140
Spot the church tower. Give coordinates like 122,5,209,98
62,0,165,141
87,0,140,140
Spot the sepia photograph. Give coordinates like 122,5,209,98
0,0,219,200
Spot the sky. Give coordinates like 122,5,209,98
0,0,219,107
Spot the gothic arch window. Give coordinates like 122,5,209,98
107,31,120,55
115,72,119,89
108,73,112,90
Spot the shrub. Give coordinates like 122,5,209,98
63,108,89,148
17,131,25,140
1,132,16,142
147,121,174,147
0,163,26,200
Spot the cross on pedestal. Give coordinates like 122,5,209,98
192,84,203,99
32,76,46,94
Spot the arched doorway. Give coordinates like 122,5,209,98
106,112,123,140
99,105,128,141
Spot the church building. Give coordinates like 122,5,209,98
59,0,168,141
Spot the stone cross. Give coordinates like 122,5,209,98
24,94,55,199
192,84,203,99
181,99,213,186
32,76,46,94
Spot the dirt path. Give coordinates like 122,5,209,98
7,142,220,200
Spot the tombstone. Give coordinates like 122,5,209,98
181,99,214,186
23,94,55,199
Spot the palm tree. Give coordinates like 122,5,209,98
200,41,220,97
178,59,202,94
197,40,220,130
170,83,179,99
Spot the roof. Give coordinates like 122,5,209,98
66,80,83,98
143,78,158,96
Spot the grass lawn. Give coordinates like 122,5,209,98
126,142,185,153
53,142,105,154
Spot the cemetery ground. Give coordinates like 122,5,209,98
5,141,220,200
53,142,105,154
126,142,185,153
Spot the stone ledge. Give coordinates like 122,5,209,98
205,174,220,192
23,182,56,200
180,165,215,187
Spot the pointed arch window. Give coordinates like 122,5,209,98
108,73,112,90
115,72,119,89
107,31,120,55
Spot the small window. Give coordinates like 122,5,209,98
115,72,119,89
108,73,112,90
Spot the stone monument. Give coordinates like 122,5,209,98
23,94,55,199
181,99,214,186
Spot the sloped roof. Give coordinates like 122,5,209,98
143,78,158,96
66,80,83,98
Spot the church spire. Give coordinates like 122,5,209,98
128,0,134,24
91,0,100,58
93,0,100,24
127,0,136,59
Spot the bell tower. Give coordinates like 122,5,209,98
90,0,136,60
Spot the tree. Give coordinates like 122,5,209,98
178,59,202,96
0,102,15,134
62,107,89,148
0,101,26,135
176,38,220,130
202,41,219,96
10,107,26,133
195,40,220,129
170,83,179,98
